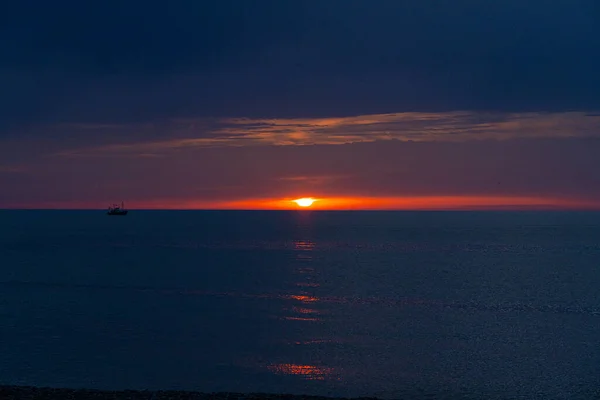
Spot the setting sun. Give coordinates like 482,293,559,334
293,198,316,207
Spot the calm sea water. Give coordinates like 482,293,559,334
1,210,599,399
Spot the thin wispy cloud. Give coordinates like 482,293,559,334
276,174,353,183
53,111,600,157
218,111,600,144
0,165,26,173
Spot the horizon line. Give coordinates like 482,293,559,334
2,207,600,212
2,195,599,212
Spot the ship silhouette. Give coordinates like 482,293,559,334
107,202,128,216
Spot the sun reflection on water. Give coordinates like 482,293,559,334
282,316,319,321
296,282,320,288
263,236,339,382
293,306,319,314
267,363,335,381
294,240,316,251
280,239,323,322
286,294,319,303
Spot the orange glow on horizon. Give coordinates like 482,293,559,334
216,196,600,211
293,197,316,207
5,195,600,210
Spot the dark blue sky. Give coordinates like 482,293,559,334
1,1,599,208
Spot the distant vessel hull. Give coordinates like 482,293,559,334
107,210,128,216
107,202,128,215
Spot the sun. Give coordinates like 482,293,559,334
293,198,316,207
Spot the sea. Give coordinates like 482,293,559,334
1,210,599,399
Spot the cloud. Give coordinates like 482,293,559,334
276,174,352,183
1,1,599,136
218,111,600,144
0,165,26,173
52,111,600,157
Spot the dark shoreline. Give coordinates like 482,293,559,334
3,385,600,400
0,386,380,400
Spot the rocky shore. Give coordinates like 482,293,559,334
0,386,379,400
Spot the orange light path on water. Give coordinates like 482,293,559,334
267,363,335,381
